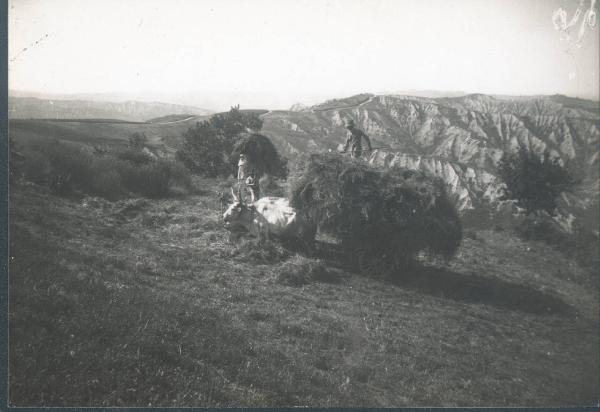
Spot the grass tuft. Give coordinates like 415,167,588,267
277,255,343,286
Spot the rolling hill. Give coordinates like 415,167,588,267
8,96,213,122
9,115,208,157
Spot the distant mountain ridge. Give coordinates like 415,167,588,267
260,93,599,228
8,96,213,122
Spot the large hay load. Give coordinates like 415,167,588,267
289,153,462,273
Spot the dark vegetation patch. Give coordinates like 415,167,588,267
12,138,194,200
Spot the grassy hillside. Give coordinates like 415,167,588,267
9,177,598,407
9,117,209,154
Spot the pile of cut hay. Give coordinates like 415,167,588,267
289,153,462,271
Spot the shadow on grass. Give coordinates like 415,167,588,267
316,240,577,317
392,265,578,317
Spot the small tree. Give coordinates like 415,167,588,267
497,145,576,216
176,106,263,177
176,122,230,177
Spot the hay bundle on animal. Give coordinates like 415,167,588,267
289,153,462,272
230,133,287,179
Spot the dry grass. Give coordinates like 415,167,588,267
8,178,599,407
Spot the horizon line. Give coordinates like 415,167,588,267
8,88,600,106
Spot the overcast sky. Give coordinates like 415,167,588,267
9,0,600,110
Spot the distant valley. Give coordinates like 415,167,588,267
8,96,213,122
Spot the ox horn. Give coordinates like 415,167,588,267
231,187,240,203
237,185,245,205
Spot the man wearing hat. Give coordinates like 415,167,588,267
342,118,372,159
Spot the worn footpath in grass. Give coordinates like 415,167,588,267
9,178,599,407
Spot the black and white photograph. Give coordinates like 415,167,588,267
7,0,600,407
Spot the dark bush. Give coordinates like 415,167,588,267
115,148,154,165
91,170,125,201
19,139,193,201
176,121,231,177
117,159,193,198
498,145,576,216
138,162,172,198
289,153,462,272
21,139,94,195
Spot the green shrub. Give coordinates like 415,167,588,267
91,169,126,201
118,159,192,198
289,153,462,271
498,145,576,216
21,139,94,194
115,148,154,165
138,161,172,198
162,160,194,192
19,139,193,200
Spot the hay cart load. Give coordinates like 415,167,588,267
288,153,462,275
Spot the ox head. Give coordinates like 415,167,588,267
223,188,250,229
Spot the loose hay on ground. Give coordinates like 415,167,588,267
277,255,343,286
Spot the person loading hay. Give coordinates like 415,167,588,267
342,118,372,159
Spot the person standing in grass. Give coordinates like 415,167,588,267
237,152,259,202
342,118,372,159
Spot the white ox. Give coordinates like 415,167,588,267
223,189,316,249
